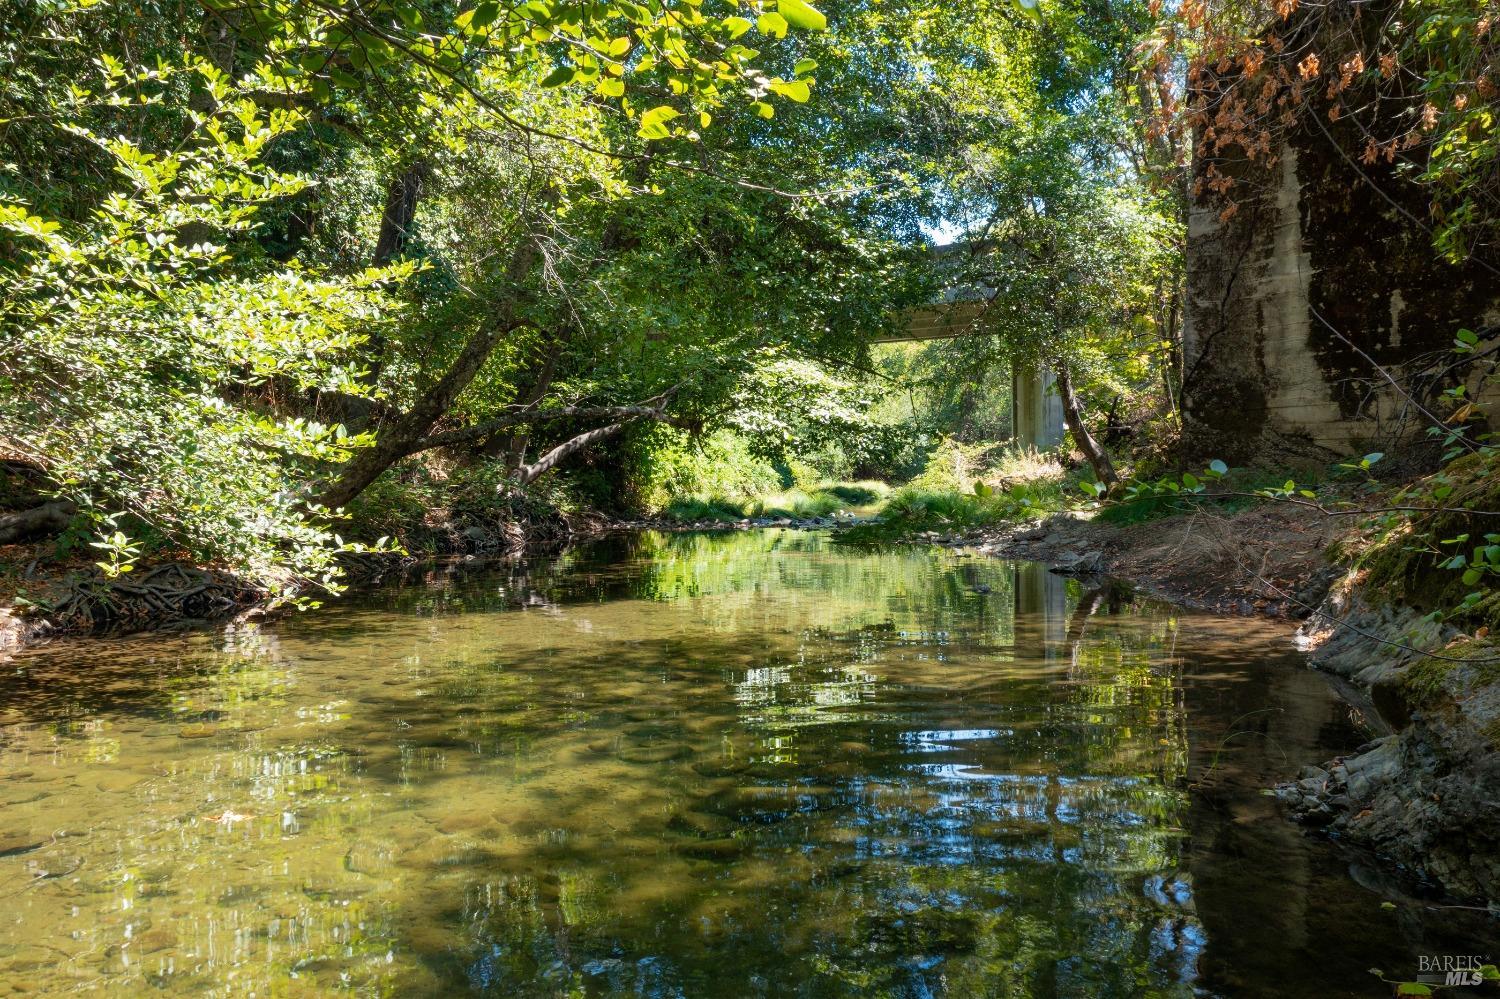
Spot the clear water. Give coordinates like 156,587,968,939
0,530,1490,996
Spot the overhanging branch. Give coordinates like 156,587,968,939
404,401,675,457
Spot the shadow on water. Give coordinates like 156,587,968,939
0,530,1492,997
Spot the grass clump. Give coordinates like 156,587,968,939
747,489,841,519
659,481,891,523
838,479,1068,543
661,495,751,522
823,480,891,505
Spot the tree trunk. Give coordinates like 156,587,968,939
0,500,75,545
372,161,428,266
317,235,541,511
364,161,429,387
1054,361,1118,487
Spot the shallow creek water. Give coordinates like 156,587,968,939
0,530,1492,997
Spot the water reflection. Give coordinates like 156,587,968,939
0,530,1488,997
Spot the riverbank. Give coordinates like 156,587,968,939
0,498,602,656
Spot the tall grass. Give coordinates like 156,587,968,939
660,480,892,523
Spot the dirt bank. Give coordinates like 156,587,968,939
962,502,1340,617
0,560,265,657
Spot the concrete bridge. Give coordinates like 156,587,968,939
873,289,1066,452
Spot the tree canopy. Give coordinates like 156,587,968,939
3,0,1490,594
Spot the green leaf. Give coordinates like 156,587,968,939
756,11,788,37
597,76,624,97
1181,472,1200,488
469,1,500,28
541,65,576,87
777,0,827,30
752,100,774,118
768,78,811,102
638,104,681,138
618,1,651,23
721,15,752,37
794,57,818,75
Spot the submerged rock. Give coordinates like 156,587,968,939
673,837,751,860
0,830,44,857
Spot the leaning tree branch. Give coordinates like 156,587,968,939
513,421,630,486
405,402,675,456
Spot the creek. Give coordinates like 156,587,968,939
0,530,1489,996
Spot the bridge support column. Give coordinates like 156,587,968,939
1011,365,1066,450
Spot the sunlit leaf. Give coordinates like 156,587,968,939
756,11,788,37
777,0,827,30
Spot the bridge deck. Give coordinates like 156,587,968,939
872,300,989,344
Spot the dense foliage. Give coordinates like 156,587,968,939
4,0,1489,597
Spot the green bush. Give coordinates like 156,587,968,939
626,428,783,513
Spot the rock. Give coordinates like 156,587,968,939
1048,550,1105,575
1370,672,1415,729
401,838,499,871
135,929,177,953
690,757,748,777
582,958,623,978
94,773,148,793
667,810,733,838
433,811,498,836
618,744,688,764
0,831,44,857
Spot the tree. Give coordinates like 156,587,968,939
0,54,411,594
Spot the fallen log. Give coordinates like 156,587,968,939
0,501,76,545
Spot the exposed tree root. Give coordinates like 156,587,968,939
30,563,261,634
